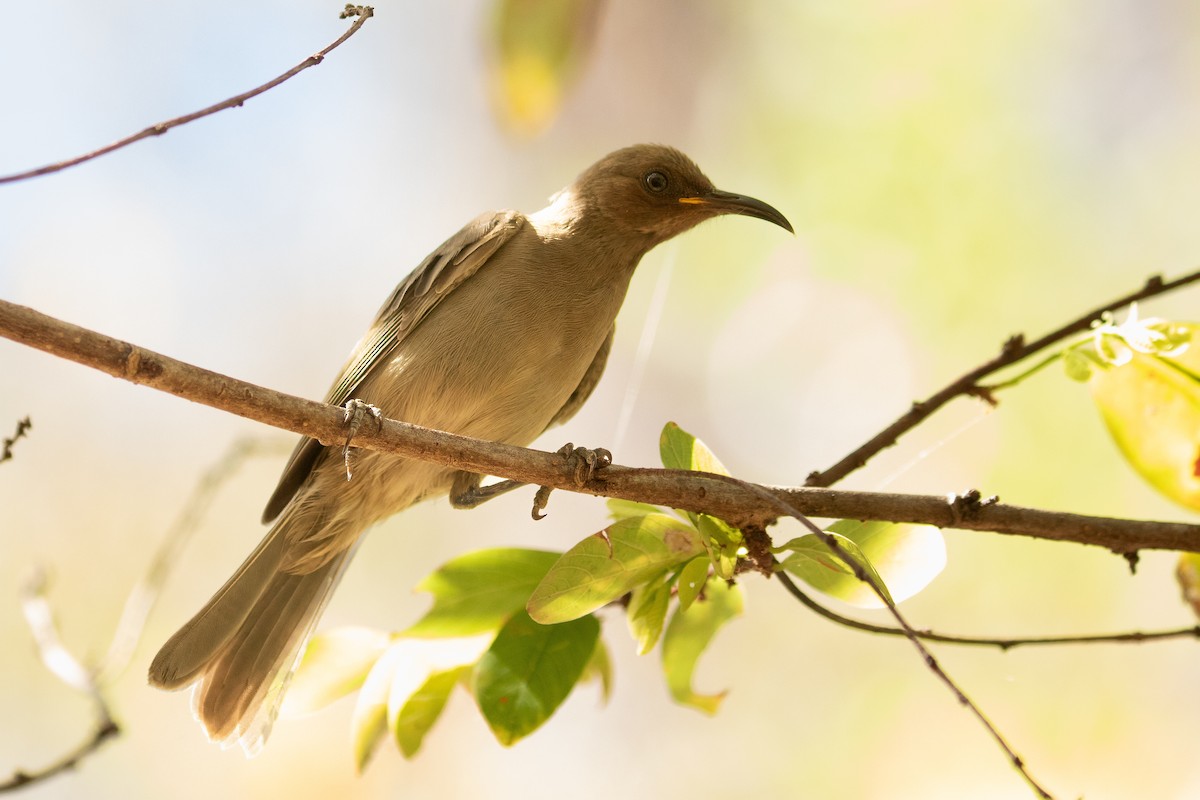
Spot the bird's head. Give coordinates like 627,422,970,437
560,143,792,250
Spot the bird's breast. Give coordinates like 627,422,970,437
358,243,632,448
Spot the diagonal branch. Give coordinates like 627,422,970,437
0,5,375,186
2,298,1198,555
806,269,1200,487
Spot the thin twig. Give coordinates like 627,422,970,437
1,439,287,791
705,477,1054,798
775,570,1200,650
0,417,32,464
806,269,1200,487
0,5,375,186
2,298,1199,555
1,570,120,793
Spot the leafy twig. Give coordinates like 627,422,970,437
806,269,1200,487
0,417,32,464
775,570,1200,650
703,477,1054,799
0,5,375,186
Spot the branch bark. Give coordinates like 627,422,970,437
2,297,1197,555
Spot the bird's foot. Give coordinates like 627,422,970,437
342,399,383,480
531,443,612,521
556,442,612,486
449,476,525,509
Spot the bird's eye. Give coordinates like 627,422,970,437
643,171,669,193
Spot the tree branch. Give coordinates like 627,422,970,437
0,5,375,186
2,298,1197,555
806,269,1200,487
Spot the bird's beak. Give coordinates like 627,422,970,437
680,189,793,233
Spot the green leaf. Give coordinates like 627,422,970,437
626,574,674,655
405,548,561,638
473,611,601,746
676,557,711,612
606,497,662,521
284,627,392,717
391,666,468,759
662,580,743,715
1089,328,1200,511
527,514,704,624
780,521,946,608
580,636,613,703
489,0,601,137
659,421,731,476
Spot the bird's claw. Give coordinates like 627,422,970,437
531,444,612,521
945,488,998,526
556,442,612,486
342,399,383,480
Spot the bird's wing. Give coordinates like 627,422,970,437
544,325,615,431
262,210,527,523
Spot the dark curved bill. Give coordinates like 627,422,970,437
680,189,793,233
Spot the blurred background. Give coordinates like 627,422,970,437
3,1,1200,797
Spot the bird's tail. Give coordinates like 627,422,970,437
148,510,358,755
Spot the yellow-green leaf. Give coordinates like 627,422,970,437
527,513,704,623
1090,334,1200,511
696,513,742,580
660,421,732,476
405,548,561,638
606,497,662,521
661,580,743,715
676,556,711,612
391,666,468,759
627,575,673,655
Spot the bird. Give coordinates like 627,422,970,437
148,143,792,754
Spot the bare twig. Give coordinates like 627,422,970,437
1,438,287,791
775,571,1200,650
708,478,1054,798
1,570,120,794
0,5,375,186
806,269,1200,487
0,417,32,464
2,298,1199,555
